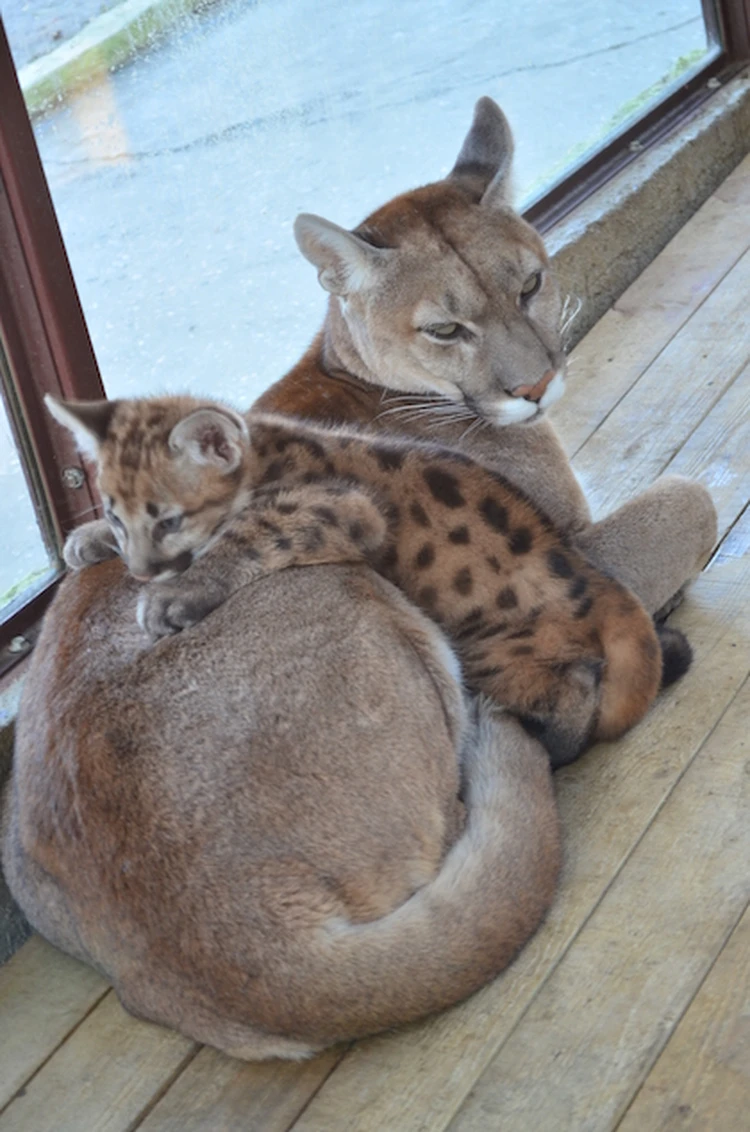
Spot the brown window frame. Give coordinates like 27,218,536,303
1,2,749,673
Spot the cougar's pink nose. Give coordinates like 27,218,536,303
512,369,555,402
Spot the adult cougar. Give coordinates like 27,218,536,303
2,98,714,1056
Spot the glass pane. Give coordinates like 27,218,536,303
5,0,717,405
0,389,58,620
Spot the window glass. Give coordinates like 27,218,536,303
5,0,716,408
0,387,58,621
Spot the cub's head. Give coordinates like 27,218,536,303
46,395,249,580
295,97,567,427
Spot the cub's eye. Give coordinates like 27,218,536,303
520,271,543,302
155,514,183,536
424,322,461,342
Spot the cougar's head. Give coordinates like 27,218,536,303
47,395,249,581
295,97,566,427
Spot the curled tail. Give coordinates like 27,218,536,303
656,623,693,688
271,702,560,1048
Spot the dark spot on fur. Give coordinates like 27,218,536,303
574,596,594,619
276,501,299,515
275,536,293,552
448,525,470,545
453,567,473,595
304,527,325,552
301,437,326,461
415,543,435,569
418,585,438,609
384,502,401,525
324,461,338,477
146,501,158,518
410,501,431,527
274,438,289,453
374,446,404,472
303,471,322,484
423,467,465,508
548,549,574,578
313,506,338,526
454,607,484,638
479,496,508,533
511,644,535,656
468,665,505,682
508,626,534,640
348,521,365,543
486,554,503,574
474,621,509,641
496,586,518,610
258,518,282,536
509,527,533,554
569,575,588,600
261,459,286,483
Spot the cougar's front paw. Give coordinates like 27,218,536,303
136,580,226,639
63,520,118,570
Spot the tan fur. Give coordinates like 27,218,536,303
1,98,713,1056
51,395,689,766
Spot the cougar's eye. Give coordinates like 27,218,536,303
155,514,183,536
424,322,461,342
520,271,543,302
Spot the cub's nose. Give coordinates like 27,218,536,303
512,369,555,402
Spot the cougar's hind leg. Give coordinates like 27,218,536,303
574,476,717,616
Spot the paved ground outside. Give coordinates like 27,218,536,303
0,0,711,607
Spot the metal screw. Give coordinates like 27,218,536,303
62,466,86,489
9,635,29,654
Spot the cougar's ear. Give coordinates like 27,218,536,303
169,407,248,473
45,395,118,462
448,96,515,208
294,213,390,296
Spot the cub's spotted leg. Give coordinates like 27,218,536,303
138,482,387,639
461,641,603,769
62,518,119,569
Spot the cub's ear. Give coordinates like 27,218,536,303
168,407,248,473
448,96,515,209
294,213,390,296
45,395,117,461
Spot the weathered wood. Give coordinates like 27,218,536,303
570,245,750,519
0,992,194,1132
448,670,750,1132
137,1045,343,1132
0,935,107,1112
618,903,750,1132
554,153,750,456
287,549,750,1131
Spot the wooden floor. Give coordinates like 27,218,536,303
2,157,750,1132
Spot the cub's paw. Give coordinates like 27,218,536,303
136,579,226,639
63,520,118,570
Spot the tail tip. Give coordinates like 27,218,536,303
657,625,693,688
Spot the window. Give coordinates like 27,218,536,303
1,1,748,660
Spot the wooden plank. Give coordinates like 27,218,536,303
137,1045,343,1132
0,991,195,1132
663,360,750,537
288,548,750,1132
618,903,750,1132
448,673,750,1132
0,935,107,1111
569,245,750,519
554,153,750,456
